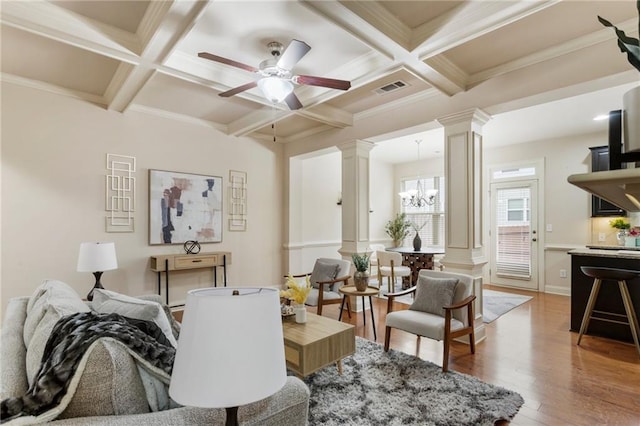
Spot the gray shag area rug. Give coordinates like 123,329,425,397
302,337,524,426
482,290,532,323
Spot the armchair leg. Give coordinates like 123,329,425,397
317,304,323,316
442,340,450,373
384,327,391,351
469,329,476,354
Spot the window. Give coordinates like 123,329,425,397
507,198,529,222
400,176,445,246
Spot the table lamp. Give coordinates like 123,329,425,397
76,242,118,301
169,287,286,426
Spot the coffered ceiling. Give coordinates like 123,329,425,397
1,1,638,159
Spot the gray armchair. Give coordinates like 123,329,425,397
384,269,477,372
291,258,352,317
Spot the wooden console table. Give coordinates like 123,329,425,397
386,247,444,288
150,252,231,306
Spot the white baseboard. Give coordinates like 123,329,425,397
543,285,570,296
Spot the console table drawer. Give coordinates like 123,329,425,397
174,255,217,269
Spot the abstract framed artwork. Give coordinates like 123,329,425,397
229,170,247,231
149,169,222,245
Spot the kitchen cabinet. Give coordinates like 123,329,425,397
589,146,625,217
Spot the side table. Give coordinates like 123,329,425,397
338,285,380,341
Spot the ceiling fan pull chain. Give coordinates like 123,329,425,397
272,104,277,143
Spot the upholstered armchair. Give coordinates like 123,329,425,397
290,258,352,317
384,269,477,372
377,250,412,293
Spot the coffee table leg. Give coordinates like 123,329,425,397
369,296,377,341
336,359,343,375
338,296,347,321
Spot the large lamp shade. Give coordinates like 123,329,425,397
77,242,118,272
169,287,286,409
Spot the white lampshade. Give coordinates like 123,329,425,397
169,287,286,408
77,242,118,272
257,77,294,103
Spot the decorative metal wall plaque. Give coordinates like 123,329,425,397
106,154,136,232
229,170,247,231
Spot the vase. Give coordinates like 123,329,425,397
413,232,422,251
354,271,369,291
616,229,628,246
623,86,640,153
294,305,307,323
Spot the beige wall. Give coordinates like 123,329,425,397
1,83,284,313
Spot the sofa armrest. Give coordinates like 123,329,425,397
48,376,309,426
1,297,29,399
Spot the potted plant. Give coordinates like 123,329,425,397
610,218,631,246
281,275,312,323
352,253,370,291
598,1,640,152
385,213,411,247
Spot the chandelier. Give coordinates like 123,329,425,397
398,140,438,207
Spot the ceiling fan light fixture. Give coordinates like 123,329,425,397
257,77,293,103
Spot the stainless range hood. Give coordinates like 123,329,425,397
568,168,640,212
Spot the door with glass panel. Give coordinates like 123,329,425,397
489,180,538,290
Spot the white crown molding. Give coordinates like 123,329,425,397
424,56,469,91
227,107,294,137
1,1,140,60
128,104,228,133
355,87,441,121
338,1,412,49
0,72,106,106
285,123,336,143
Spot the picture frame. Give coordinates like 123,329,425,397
149,169,223,245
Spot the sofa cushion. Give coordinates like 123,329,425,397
409,276,459,317
23,280,89,347
309,261,340,290
23,281,90,386
91,289,178,348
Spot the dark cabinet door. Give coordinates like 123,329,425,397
589,146,625,217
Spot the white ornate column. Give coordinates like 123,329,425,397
437,108,491,342
338,140,374,313
338,140,375,259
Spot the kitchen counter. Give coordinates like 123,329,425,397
569,248,640,343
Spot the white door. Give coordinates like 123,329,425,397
490,180,538,290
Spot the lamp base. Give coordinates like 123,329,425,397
225,406,238,426
86,271,105,301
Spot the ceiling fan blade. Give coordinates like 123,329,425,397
198,52,258,73
219,81,258,97
294,75,351,91
284,92,303,110
277,39,311,70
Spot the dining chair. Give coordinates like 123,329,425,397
384,269,477,372
376,250,412,293
367,244,386,278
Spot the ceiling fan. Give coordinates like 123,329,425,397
198,39,351,110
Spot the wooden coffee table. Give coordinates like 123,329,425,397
282,312,355,377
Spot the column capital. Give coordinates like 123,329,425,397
338,139,376,153
436,108,491,127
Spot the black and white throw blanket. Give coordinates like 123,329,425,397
1,312,176,425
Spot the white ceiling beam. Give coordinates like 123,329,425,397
301,0,464,96
412,0,561,56
105,1,211,112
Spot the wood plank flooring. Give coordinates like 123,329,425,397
310,285,640,426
